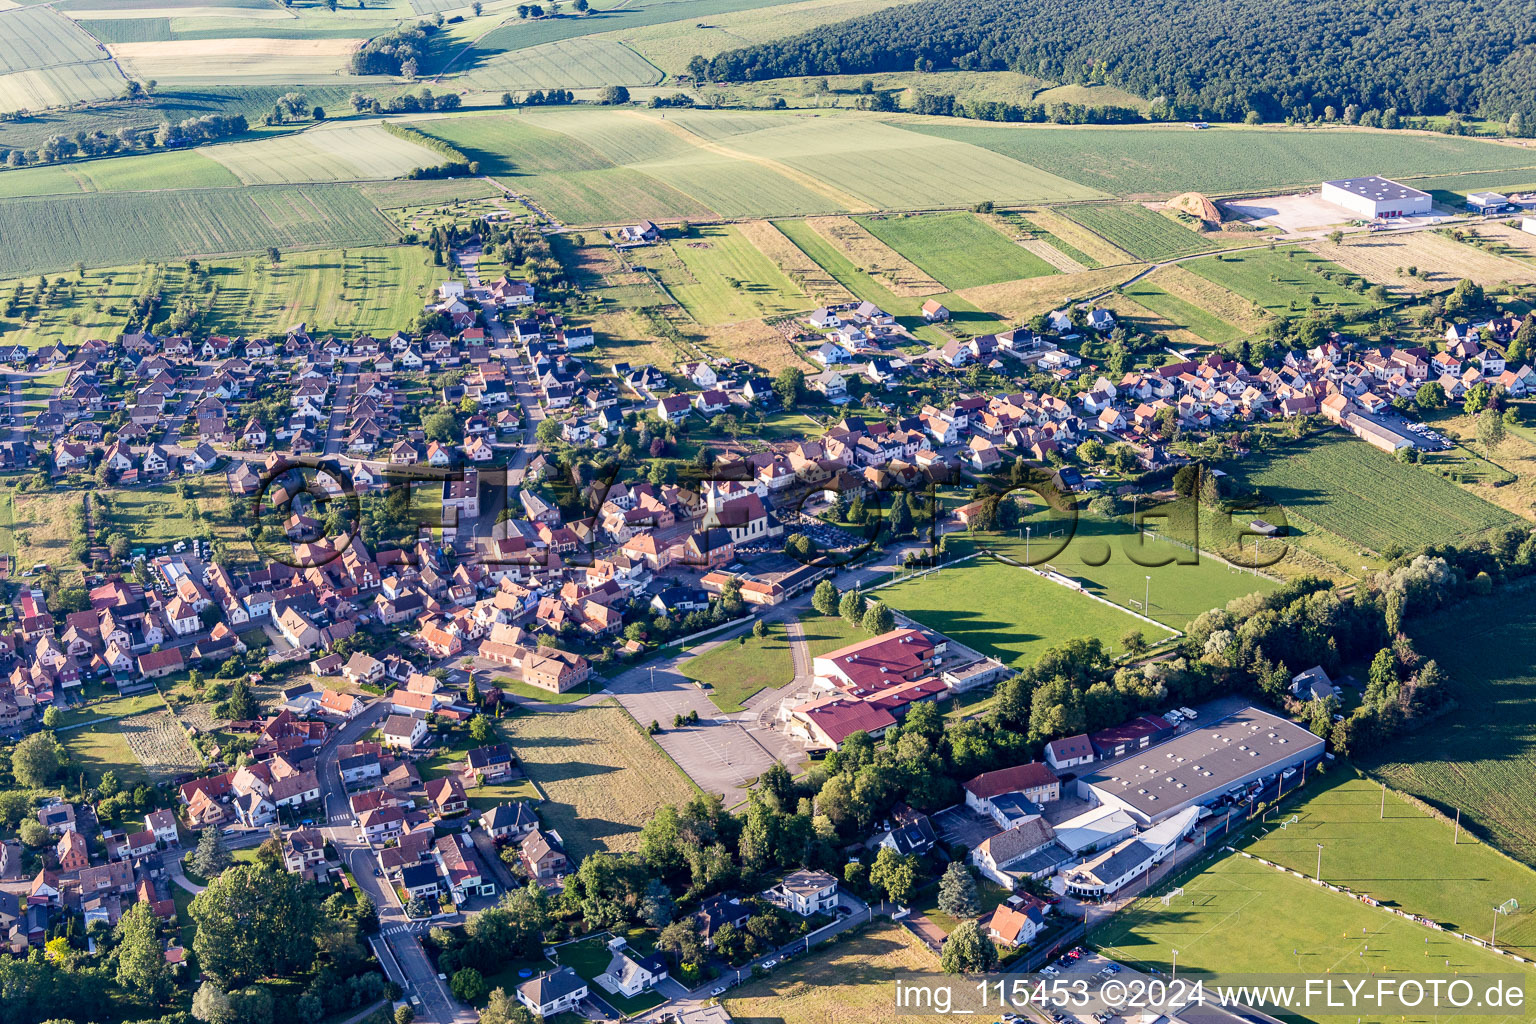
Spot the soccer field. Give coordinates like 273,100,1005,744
1240,767,1536,957
1094,852,1533,1023
875,554,1176,669
946,510,1278,630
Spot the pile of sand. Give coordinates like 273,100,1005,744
1164,192,1222,226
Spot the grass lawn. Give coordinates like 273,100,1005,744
1364,592,1536,874
680,620,795,713
945,510,1278,630
501,702,699,859
854,211,1058,290
1183,247,1382,318
874,557,1173,668
418,722,543,811
477,955,555,1006
1122,279,1244,345
1093,851,1533,1024
492,676,591,705
1224,431,1518,554
915,877,1013,935
1240,766,1536,956
60,719,149,788
796,612,867,659
555,936,665,1015
723,922,934,1024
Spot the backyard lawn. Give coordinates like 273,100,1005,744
680,621,795,713
555,936,665,1015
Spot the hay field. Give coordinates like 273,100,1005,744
737,219,854,304
723,923,934,1024
204,123,440,184
1097,289,1207,350
1311,230,1536,291
463,36,663,92
629,224,808,324
0,6,107,72
109,36,359,79
502,701,699,858
956,264,1143,321
0,61,124,114
1121,280,1244,345
807,215,944,296
1142,263,1270,332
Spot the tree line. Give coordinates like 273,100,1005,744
697,0,1536,125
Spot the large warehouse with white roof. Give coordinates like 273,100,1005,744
1076,706,1325,825
1320,176,1433,219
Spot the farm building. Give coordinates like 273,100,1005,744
1076,706,1324,825
1320,177,1432,219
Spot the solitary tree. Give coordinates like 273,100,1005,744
936,862,978,920
839,589,865,628
940,919,999,975
811,579,839,616
861,599,894,635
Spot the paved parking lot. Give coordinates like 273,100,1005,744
934,806,1000,849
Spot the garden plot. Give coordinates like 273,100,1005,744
737,219,854,304
119,708,203,783
806,215,944,296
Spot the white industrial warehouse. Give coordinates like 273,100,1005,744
1320,176,1433,219
1075,706,1325,825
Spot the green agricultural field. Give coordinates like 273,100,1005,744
946,510,1277,630
630,224,807,324
0,184,394,277
618,0,907,76
679,620,795,713
1366,594,1536,872
875,555,1174,669
854,211,1058,289
358,177,502,208
897,121,1536,198
0,6,113,73
1241,766,1536,955
450,0,797,73
665,108,1106,209
1184,247,1383,317
1225,432,1518,553
1093,850,1532,1024
0,60,126,114
0,149,240,198
1122,280,1244,344
462,36,664,92
1061,203,1215,261
202,122,440,185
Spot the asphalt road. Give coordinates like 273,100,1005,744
315,700,476,1024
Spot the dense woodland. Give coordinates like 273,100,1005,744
705,0,1536,124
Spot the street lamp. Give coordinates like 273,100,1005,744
1025,525,1031,565
1171,948,1178,981
1316,842,1324,881
1144,575,1151,617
